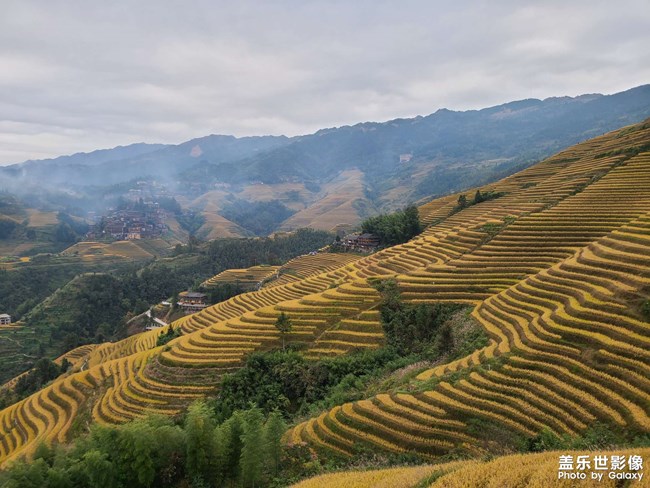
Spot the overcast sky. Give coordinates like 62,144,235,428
1,0,649,165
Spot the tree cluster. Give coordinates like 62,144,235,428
221,199,296,236
360,205,422,246
455,190,506,212
156,324,182,347
14,358,68,397
205,284,246,307
374,278,462,357
0,358,69,410
28,273,134,352
211,348,409,423
0,264,87,320
0,403,286,488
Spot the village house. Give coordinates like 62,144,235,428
177,292,208,312
342,233,380,252
399,153,413,163
357,233,380,248
127,226,142,239
0,314,12,325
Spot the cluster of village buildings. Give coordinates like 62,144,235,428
85,205,168,241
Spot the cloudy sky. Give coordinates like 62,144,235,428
1,0,649,165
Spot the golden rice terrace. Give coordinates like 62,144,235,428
1,120,649,468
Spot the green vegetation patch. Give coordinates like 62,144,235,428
359,204,422,246
221,199,296,236
0,402,287,488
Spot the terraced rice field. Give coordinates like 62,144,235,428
202,265,280,289
263,253,362,288
1,120,650,466
54,344,98,369
291,141,650,458
61,241,153,260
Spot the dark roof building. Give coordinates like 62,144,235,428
177,291,208,312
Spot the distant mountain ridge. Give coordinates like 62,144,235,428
1,84,650,235
17,142,168,168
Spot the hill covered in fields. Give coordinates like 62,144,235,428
1,119,649,486
2,85,650,239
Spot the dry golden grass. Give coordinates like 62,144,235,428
290,463,453,488
238,182,311,211
197,212,249,239
188,189,232,213
292,448,650,488
280,169,374,231
25,209,59,227
62,241,153,260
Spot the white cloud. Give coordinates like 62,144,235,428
0,0,649,164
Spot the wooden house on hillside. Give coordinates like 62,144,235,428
177,292,207,312
342,233,380,252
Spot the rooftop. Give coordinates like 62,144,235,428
179,292,207,299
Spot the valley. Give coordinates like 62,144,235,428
1,118,648,486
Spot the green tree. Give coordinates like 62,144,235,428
210,425,225,488
457,194,468,209
185,401,217,485
54,222,77,243
33,441,55,466
360,205,422,246
403,204,422,238
435,322,454,355
146,415,188,488
45,467,72,488
156,324,181,347
221,412,244,484
82,449,118,488
118,421,156,487
374,278,462,356
275,312,293,350
171,292,180,313
2,459,49,488
264,410,286,477
59,357,71,373
240,407,265,487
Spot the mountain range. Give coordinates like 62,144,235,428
2,84,650,237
